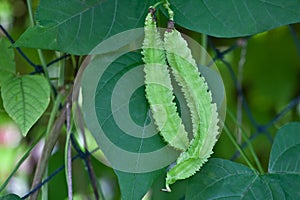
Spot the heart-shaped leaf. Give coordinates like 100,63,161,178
1,75,50,136
185,122,300,199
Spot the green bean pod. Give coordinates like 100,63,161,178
163,22,220,192
142,8,189,151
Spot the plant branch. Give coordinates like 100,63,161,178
65,94,73,200
29,99,68,200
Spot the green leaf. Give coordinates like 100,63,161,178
0,38,15,86
151,172,188,200
268,122,300,173
13,0,155,55
82,51,178,198
0,194,21,200
185,122,300,199
166,0,300,37
115,169,163,200
1,75,50,136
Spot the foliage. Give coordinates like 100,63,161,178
0,0,299,199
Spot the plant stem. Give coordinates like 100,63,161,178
223,124,257,173
74,102,104,200
227,110,265,174
236,39,247,144
29,90,70,200
242,131,265,174
200,34,208,66
163,0,174,21
26,0,53,99
152,1,163,8
41,167,48,200
57,52,65,88
65,95,73,200
30,105,67,200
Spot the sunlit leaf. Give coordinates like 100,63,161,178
1,75,50,136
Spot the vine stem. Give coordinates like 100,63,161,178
29,92,68,200
163,0,174,21
65,95,73,200
223,124,258,173
227,110,265,174
236,39,248,144
74,103,103,200
26,0,53,99
152,1,163,8
200,34,208,66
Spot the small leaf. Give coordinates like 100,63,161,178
268,122,300,173
0,38,16,86
1,75,50,136
0,194,21,200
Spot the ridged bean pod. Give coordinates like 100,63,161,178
142,8,189,151
163,21,220,192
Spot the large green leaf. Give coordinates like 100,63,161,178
81,51,176,199
0,38,15,86
13,0,154,55
165,0,300,37
13,0,300,53
1,75,50,136
185,122,300,200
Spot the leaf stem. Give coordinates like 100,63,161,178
200,34,208,66
57,52,65,88
26,0,53,99
163,0,174,21
223,124,257,173
227,110,265,174
152,1,163,8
